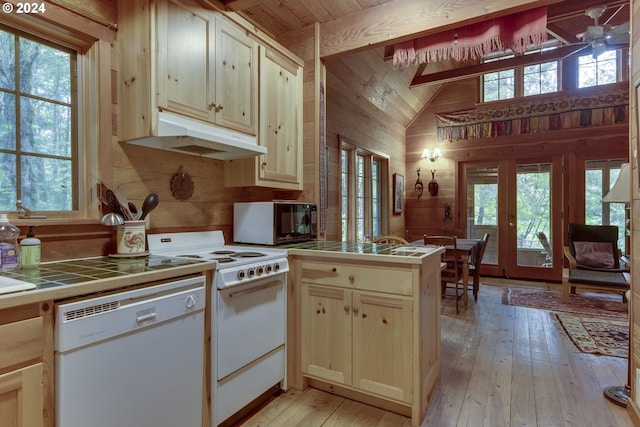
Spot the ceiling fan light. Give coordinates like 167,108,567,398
585,5,606,21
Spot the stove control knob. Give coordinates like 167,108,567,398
265,264,273,273
237,270,245,280
247,268,255,278
257,266,264,275
274,263,280,272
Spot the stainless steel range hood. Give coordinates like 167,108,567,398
124,111,266,160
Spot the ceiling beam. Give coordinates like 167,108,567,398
409,44,598,87
221,0,264,11
546,23,577,45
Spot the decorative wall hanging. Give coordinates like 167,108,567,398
170,166,195,201
415,168,424,199
393,173,404,214
437,85,629,142
393,6,547,67
428,170,439,196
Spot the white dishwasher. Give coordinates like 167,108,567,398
54,275,206,427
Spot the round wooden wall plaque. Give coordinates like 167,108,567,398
170,168,195,201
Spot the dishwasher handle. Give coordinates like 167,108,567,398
136,311,157,323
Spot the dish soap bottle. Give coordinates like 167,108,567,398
0,214,20,269
20,226,40,269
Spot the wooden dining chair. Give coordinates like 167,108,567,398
424,235,464,313
467,233,490,301
370,235,409,244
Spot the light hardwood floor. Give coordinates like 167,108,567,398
238,279,633,426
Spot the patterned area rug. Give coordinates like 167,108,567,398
502,287,627,318
552,312,628,358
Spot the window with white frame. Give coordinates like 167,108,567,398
482,55,558,101
524,60,558,96
483,68,515,102
578,50,618,88
341,142,388,242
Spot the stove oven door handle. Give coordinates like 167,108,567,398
228,279,282,298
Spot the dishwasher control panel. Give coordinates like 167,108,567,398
54,276,206,352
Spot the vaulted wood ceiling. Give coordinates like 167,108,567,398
218,0,630,127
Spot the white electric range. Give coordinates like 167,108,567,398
148,230,288,426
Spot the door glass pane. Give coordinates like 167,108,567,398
466,167,497,264
516,163,551,267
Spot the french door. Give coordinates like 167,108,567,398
462,157,563,282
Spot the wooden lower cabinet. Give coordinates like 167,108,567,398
0,363,44,427
301,284,413,402
0,302,53,427
292,254,441,426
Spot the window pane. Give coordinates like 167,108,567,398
372,160,380,237
0,92,16,150
585,159,626,251
0,153,17,210
516,163,551,267
19,38,71,103
0,29,15,90
341,149,348,242
484,79,499,102
356,155,364,241
20,97,71,156
21,155,72,210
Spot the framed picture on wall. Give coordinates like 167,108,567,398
393,173,404,214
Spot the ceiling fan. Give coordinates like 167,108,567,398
572,5,630,58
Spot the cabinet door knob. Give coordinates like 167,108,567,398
348,275,354,283
352,307,359,316
208,102,216,111
344,305,350,314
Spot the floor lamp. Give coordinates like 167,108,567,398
601,162,631,407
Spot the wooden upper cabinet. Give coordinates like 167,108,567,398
215,19,257,135
225,45,303,190
119,0,257,139
157,0,214,121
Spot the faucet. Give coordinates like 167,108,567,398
16,200,47,219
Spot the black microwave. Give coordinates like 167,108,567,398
233,201,317,245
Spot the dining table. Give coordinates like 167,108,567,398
411,238,483,310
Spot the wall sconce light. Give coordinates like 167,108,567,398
422,147,441,163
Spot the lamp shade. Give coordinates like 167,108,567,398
602,163,630,203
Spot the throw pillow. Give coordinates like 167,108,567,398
573,241,614,269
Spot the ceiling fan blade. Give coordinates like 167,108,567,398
561,43,590,60
606,33,629,45
610,21,630,35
